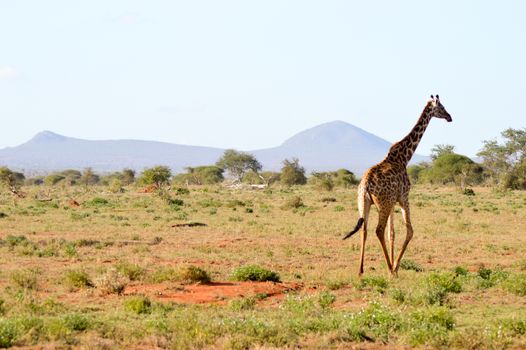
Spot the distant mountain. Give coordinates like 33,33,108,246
0,122,428,175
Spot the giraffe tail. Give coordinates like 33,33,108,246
342,218,364,240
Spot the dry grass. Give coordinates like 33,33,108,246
0,184,525,348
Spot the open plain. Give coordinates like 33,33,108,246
0,184,525,349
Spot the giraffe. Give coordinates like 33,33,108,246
343,95,452,276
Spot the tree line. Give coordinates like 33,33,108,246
1,127,525,192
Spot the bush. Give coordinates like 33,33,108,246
406,306,455,346
281,196,304,210
115,262,145,281
10,269,39,290
399,259,423,272
124,296,152,314
422,272,462,305
232,265,280,282
280,158,307,186
230,297,256,311
63,313,91,331
502,273,526,296
64,269,93,290
95,268,128,295
0,319,18,348
346,302,400,343
178,265,211,284
357,276,389,293
84,197,110,207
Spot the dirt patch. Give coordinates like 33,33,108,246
124,281,303,304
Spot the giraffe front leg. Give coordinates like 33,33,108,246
393,203,414,274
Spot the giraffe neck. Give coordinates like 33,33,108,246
385,105,432,166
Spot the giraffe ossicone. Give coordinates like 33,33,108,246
343,95,452,276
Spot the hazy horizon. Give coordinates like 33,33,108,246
1,1,525,158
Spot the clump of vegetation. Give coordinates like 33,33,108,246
405,306,455,346
476,266,509,289
95,268,129,295
178,265,211,284
399,259,423,272
356,276,389,294
230,297,256,311
345,301,400,343
10,269,39,290
280,158,307,186
502,273,526,296
124,296,152,314
421,272,462,305
5,235,30,249
148,266,179,283
232,265,280,282
64,269,93,290
281,196,304,210
0,319,18,348
318,291,336,309
84,197,110,207
115,262,145,281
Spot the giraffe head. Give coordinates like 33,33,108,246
428,95,452,122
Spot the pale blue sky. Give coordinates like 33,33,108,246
1,1,525,157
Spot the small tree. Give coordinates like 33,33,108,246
280,158,307,186
81,168,100,186
310,172,334,191
139,166,172,189
430,144,456,161
44,173,65,186
478,128,526,189
0,167,25,195
216,149,262,182
122,168,136,185
173,166,224,185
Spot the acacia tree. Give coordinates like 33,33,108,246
280,158,307,186
0,167,25,197
216,149,262,182
478,128,526,189
139,166,172,189
430,144,456,160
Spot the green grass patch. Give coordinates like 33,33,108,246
232,265,280,282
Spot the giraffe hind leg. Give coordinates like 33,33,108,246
387,209,395,268
393,201,414,273
375,205,394,274
358,196,371,276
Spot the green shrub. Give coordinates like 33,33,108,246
10,269,39,290
502,273,526,296
399,259,423,272
453,266,469,276
422,272,462,305
64,269,93,289
346,302,400,343
148,267,179,283
63,313,91,331
5,235,29,248
115,262,145,281
178,265,211,284
476,266,509,289
0,319,18,348
318,292,336,309
390,288,407,304
232,265,280,282
124,296,152,314
356,276,389,294
230,297,256,311
406,306,455,346
85,197,110,207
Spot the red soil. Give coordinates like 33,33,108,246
123,281,303,304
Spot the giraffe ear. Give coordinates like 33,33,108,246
436,94,440,100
